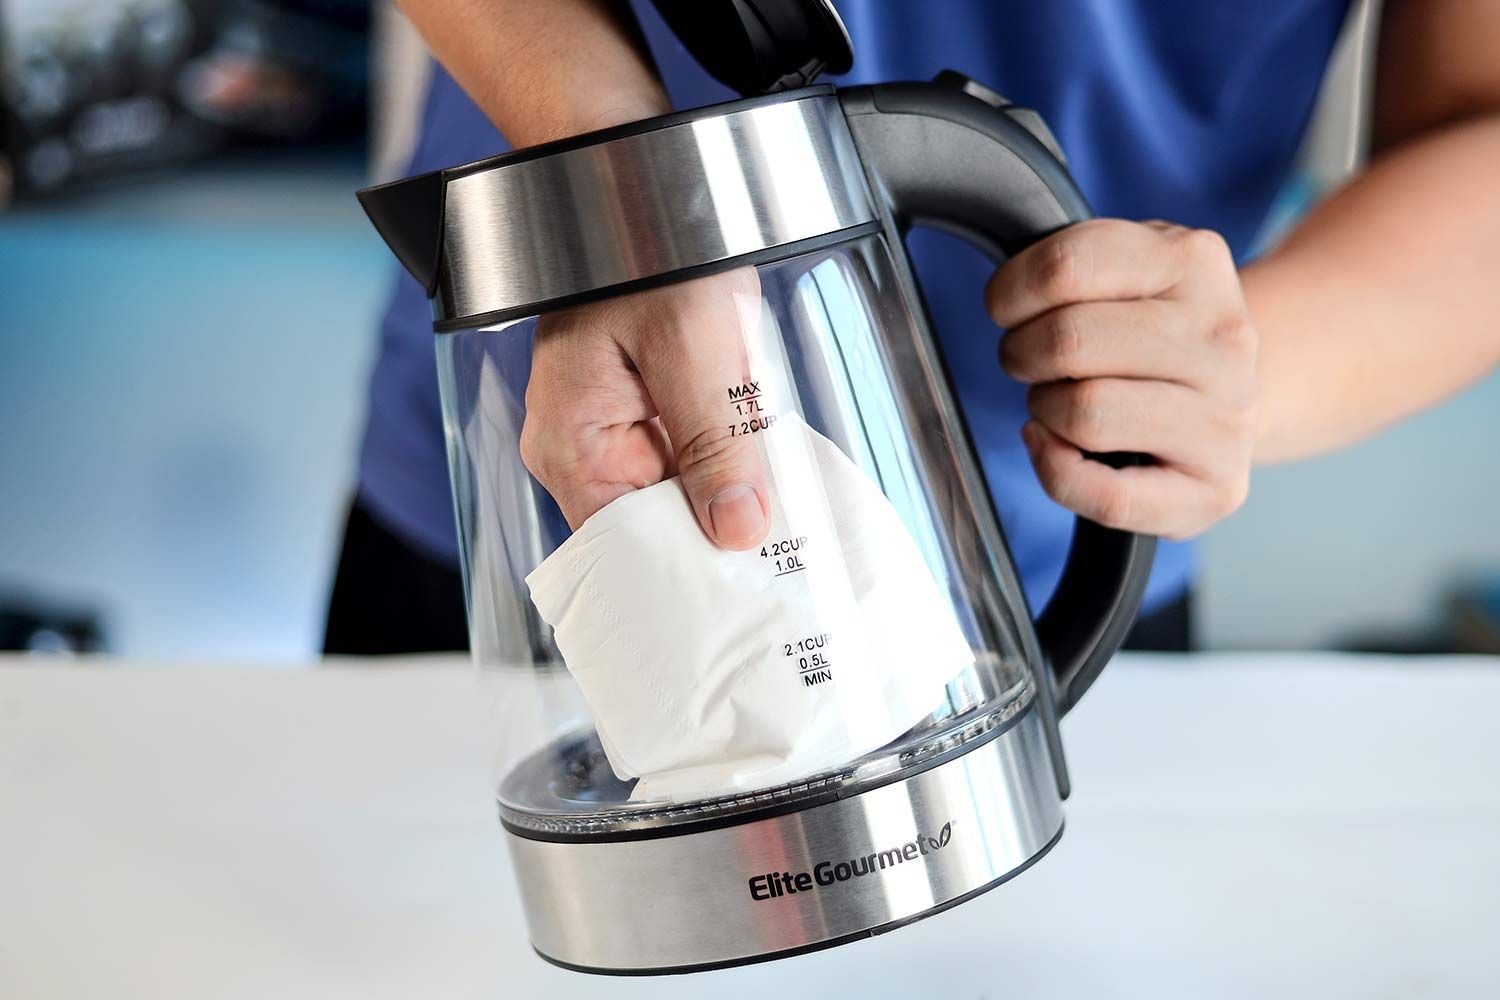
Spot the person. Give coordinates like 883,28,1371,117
323,0,1500,655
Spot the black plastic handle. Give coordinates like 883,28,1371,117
649,0,853,96
840,74,1156,717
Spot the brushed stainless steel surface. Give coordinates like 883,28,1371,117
504,705,1063,973
434,96,875,325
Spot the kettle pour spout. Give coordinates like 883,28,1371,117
356,170,447,296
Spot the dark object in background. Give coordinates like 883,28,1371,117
176,1,369,141
1450,577,1500,654
323,501,469,656
1,0,368,202
2,0,219,201
0,595,105,654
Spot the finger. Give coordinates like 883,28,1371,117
524,309,669,524
985,219,1196,328
1026,378,1252,477
623,268,771,550
1021,422,1248,540
521,417,673,530
999,299,1206,385
521,316,673,529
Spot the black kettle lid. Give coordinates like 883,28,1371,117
649,0,853,96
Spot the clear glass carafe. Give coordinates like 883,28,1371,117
438,233,1039,833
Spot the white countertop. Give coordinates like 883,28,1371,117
3,653,1498,999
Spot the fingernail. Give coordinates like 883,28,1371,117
708,484,765,546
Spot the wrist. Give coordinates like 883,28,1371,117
1239,253,1307,464
516,86,672,147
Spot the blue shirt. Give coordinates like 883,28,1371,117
358,0,1348,614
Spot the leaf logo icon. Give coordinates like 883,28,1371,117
927,837,940,850
938,822,952,847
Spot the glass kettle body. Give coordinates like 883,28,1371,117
359,74,1154,974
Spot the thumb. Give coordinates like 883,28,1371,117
628,269,770,550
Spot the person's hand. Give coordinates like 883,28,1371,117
988,219,1259,540
520,268,771,549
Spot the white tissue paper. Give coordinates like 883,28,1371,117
525,415,974,802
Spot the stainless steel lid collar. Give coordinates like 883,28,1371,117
360,89,880,331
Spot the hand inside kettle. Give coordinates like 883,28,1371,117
521,217,1259,544
521,267,773,549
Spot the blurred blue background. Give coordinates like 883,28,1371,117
3,0,1499,660
2,0,385,657
0,152,383,657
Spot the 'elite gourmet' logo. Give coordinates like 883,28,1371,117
747,822,954,901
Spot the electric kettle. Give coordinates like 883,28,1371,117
358,71,1155,974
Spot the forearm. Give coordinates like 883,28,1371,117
1246,113,1500,463
395,0,669,146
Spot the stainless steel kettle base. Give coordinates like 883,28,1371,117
503,702,1064,974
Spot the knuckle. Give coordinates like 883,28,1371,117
1062,381,1110,442
1075,217,1122,241
1212,311,1259,360
630,302,686,355
1033,234,1086,301
518,418,551,481
1183,226,1233,268
1046,309,1087,374
676,424,746,483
